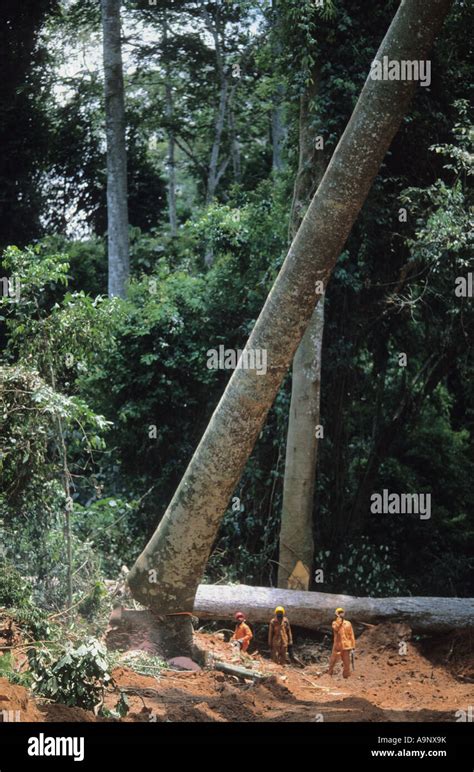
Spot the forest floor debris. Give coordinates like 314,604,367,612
0,618,472,722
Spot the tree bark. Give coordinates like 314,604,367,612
278,67,326,590
194,584,474,633
128,0,453,651
278,299,325,589
214,661,264,680
101,0,129,298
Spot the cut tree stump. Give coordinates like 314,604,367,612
193,585,474,633
105,607,205,663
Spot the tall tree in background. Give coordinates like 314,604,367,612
202,5,230,206
127,0,453,653
163,8,177,237
101,0,129,297
278,64,327,590
270,0,286,173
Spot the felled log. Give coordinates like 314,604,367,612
214,661,264,681
194,584,474,633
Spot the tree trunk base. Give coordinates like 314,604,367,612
105,607,195,660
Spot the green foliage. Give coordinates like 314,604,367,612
73,498,141,576
0,0,58,248
0,562,55,639
0,365,110,501
0,562,33,609
315,537,408,597
0,650,33,688
77,581,108,623
28,639,112,710
13,606,54,642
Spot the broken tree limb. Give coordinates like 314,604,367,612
193,585,474,633
214,661,264,681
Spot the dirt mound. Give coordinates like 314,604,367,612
419,631,474,681
0,677,43,721
0,677,105,722
356,621,412,652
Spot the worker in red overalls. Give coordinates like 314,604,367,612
231,611,253,652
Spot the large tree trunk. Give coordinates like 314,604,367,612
278,67,326,590
128,0,453,655
278,298,325,589
194,584,474,633
101,0,129,298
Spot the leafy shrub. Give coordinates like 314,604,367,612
0,560,56,639
77,581,108,622
13,606,54,641
0,562,33,608
0,650,32,688
28,639,112,710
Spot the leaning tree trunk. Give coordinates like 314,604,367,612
193,584,474,633
127,0,453,656
278,67,326,590
101,0,129,298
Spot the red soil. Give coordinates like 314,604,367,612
1,619,472,723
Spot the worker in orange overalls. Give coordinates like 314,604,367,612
268,606,293,665
231,611,253,652
328,607,356,678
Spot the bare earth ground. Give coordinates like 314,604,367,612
0,618,472,722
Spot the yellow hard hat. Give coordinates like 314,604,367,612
335,607,344,614
275,606,285,615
